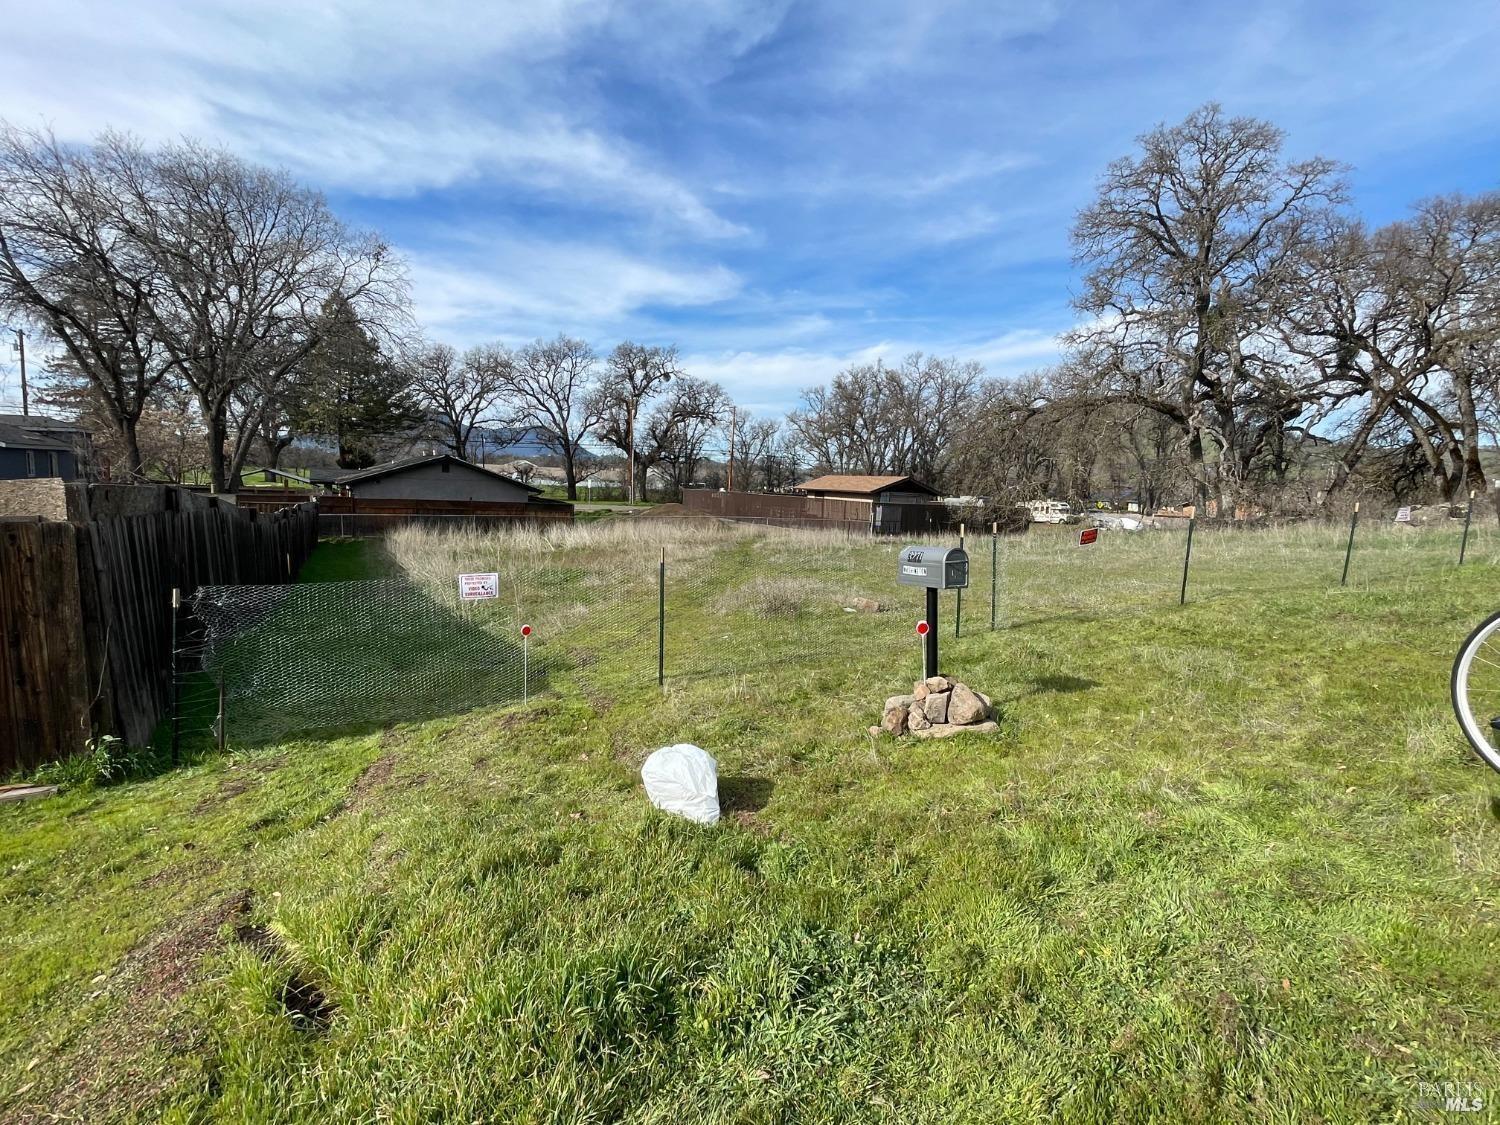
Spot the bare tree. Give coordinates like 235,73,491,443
595,342,682,501
504,335,604,499
1070,103,1344,513
645,377,731,497
102,136,407,491
787,353,982,488
408,342,511,460
0,127,173,478
1280,194,1500,502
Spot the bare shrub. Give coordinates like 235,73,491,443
712,576,854,618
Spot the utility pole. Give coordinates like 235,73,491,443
727,406,736,492
15,329,27,416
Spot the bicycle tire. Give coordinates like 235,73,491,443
1451,608,1500,775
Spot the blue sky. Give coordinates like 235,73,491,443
1,0,1498,417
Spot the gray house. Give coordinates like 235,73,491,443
0,415,91,481
336,454,545,503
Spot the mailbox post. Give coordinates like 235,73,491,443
897,545,969,678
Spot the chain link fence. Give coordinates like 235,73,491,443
170,527,987,747
165,510,1489,749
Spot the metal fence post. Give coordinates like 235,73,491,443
925,587,939,678
1179,518,1195,606
1460,490,1475,565
990,522,998,631
657,547,665,688
1340,502,1360,587
170,588,181,766
955,523,964,638
216,665,227,753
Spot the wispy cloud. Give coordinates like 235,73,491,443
408,239,741,344
0,0,750,236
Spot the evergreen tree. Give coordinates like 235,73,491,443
296,295,419,468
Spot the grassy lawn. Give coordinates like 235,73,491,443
2,519,1499,1121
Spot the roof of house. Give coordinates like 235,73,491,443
797,474,940,497
0,413,88,433
302,467,350,485
335,453,544,493
257,467,313,485
0,420,78,451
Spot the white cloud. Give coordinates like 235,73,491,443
914,205,1007,244
407,239,742,343
0,0,749,236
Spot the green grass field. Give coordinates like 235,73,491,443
3,517,1499,1121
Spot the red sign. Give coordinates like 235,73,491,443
915,620,931,636
1078,528,1099,546
520,624,532,637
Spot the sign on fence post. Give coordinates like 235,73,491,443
457,572,500,600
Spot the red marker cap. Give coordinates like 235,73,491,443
520,624,532,637
915,620,930,636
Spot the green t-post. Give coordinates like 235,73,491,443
990,522,998,631
1460,490,1475,565
955,524,964,638
1341,502,1360,587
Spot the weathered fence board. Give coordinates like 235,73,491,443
0,522,92,773
0,492,318,773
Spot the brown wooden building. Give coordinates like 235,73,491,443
681,473,951,534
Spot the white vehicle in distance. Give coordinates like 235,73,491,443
1019,499,1081,525
1090,512,1147,531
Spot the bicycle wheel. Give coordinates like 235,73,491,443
1452,609,1500,775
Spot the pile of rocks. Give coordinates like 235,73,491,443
871,675,999,739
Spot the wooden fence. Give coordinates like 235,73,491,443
1,491,318,774
681,489,956,534
314,494,574,538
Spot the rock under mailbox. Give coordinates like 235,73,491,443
897,545,969,589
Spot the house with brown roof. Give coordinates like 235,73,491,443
796,474,942,505
795,473,950,534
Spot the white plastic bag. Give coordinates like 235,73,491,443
641,744,720,825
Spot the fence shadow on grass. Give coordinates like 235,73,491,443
183,579,545,748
